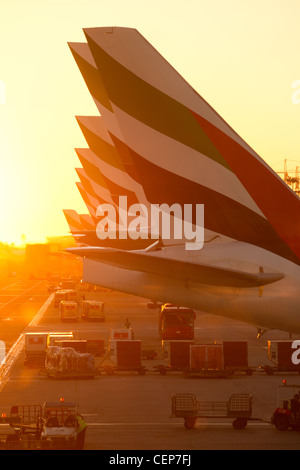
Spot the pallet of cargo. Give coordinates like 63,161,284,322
44,346,98,379
171,393,257,429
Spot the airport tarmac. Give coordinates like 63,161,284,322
0,285,300,450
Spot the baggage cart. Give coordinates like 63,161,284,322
171,393,254,429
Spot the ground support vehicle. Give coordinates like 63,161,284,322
271,382,300,431
262,341,300,375
40,401,86,449
171,393,254,429
159,304,195,340
0,401,87,449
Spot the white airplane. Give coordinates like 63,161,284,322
66,27,300,335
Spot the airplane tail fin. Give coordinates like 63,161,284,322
63,209,85,233
76,27,300,264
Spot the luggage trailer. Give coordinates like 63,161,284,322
171,393,261,429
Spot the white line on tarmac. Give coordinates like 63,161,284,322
0,281,44,311
84,422,271,427
0,281,22,292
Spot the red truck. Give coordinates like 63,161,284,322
159,304,195,340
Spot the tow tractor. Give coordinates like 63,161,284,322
40,400,85,449
271,381,300,431
0,400,87,449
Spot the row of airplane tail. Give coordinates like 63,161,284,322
63,27,300,336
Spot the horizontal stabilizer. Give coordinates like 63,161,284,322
65,247,284,288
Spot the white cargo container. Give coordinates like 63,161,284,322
81,300,105,321
24,332,48,366
110,328,134,341
60,301,79,322
47,332,74,348
109,328,134,360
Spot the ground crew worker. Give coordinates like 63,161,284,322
76,414,87,450
290,394,300,413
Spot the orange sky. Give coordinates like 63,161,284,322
0,0,299,245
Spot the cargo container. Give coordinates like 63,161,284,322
54,289,82,308
64,290,82,303
186,344,227,377
60,301,79,322
24,332,48,366
55,340,88,354
54,290,68,308
45,346,96,379
84,339,105,356
60,279,76,290
106,340,145,375
264,340,300,374
47,332,74,348
81,301,104,321
158,341,194,374
223,341,248,368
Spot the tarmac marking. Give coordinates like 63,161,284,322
0,281,22,292
84,422,272,427
0,281,45,311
